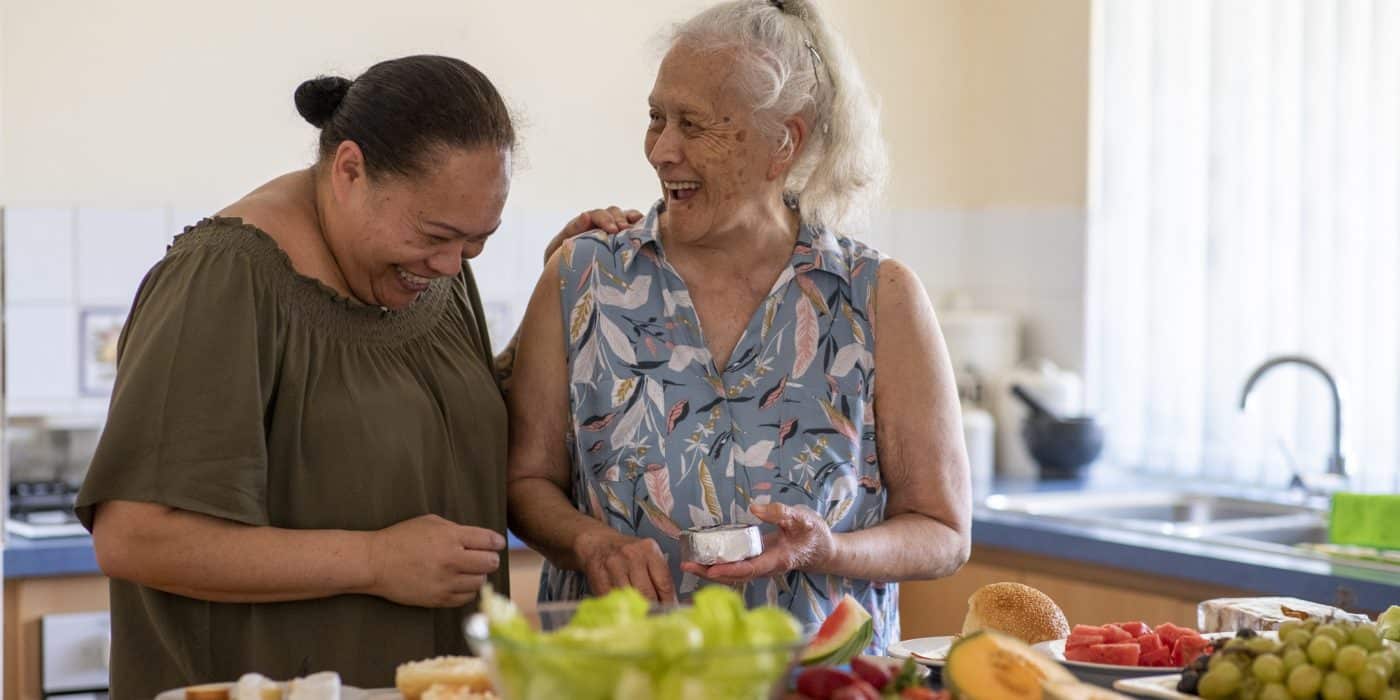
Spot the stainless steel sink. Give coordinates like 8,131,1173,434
983,491,1325,536
983,490,1399,574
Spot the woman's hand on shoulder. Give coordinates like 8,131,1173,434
680,503,837,585
542,206,643,265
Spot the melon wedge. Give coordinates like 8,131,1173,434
944,630,1076,700
799,594,874,666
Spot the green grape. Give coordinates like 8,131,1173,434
1377,689,1400,700
1354,667,1387,700
1287,630,1316,648
1349,626,1384,652
1281,621,1305,637
1228,637,1253,650
1322,671,1356,700
1260,681,1292,700
1311,635,1341,668
1338,646,1371,676
1254,654,1288,683
1290,664,1325,698
1365,650,1394,676
1319,625,1350,644
1284,648,1310,672
1252,637,1286,654
1200,663,1245,698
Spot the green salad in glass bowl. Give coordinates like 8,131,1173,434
465,585,805,700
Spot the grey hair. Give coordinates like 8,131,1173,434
669,0,888,234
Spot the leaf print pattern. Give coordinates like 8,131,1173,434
793,296,819,378
546,203,898,655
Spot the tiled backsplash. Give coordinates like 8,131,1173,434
3,204,1087,423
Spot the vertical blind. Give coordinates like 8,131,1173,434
1087,0,1399,492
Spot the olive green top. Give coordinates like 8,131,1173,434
75,217,508,699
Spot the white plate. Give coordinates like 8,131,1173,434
886,635,956,667
1112,674,1191,699
1034,639,1185,678
156,683,373,700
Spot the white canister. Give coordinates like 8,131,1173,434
961,401,995,499
989,360,1084,479
937,299,1020,400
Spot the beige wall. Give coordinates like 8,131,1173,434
957,0,1089,208
0,0,1088,211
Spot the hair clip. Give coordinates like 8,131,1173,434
804,38,824,86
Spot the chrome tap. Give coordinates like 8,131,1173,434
1238,355,1347,485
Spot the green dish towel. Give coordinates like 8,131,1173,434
1329,493,1400,550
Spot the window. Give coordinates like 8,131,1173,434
1087,0,1399,492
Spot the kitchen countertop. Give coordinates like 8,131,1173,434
3,531,531,579
6,473,1398,611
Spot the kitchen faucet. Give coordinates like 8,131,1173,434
1238,355,1347,490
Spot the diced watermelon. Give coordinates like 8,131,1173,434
1139,647,1173,667
1114,621,1151,637
1076,643,1141,666
1064,645,1097,663
1072,624,1107,636
1135,634,1164,654
1154,623,1196,647
1172,635,1213,667
1066,633,1106,649
1099,625,1133,644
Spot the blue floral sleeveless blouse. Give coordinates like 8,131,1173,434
541,202,897,652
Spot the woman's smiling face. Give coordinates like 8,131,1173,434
341,145,510,310
645,43,786,244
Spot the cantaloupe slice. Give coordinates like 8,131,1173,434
799,594,874,666
944,630,1077,700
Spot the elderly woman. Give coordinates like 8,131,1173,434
508,0,971,651
75,55,634,696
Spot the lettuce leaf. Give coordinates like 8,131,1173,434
477,585,802,700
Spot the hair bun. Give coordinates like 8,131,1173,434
294,76,352,128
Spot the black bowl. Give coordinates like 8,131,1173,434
1022,416,1105,479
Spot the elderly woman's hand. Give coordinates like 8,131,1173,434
542,206,643,265
681,503,837,586
574,528,678,604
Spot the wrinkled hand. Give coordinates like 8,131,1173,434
543,206,644,265
365,515,505,608
681,503,837,585
574,529,677,604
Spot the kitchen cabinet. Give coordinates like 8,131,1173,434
898,544,1254,638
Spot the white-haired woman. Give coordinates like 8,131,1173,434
508,0,970,650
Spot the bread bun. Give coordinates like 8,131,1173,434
185,684,232,700
421,683,496,700
396,657,492,700
961,582,1070,645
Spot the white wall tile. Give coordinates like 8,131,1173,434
961,206,1086,296
4,207,76,304
959,287,1085,372
897,208,966,302
75,208,170,306
6,304,78,401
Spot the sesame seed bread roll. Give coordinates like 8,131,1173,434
961,582,1070,645
395,657,492,700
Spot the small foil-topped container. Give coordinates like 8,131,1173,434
680,524,763,565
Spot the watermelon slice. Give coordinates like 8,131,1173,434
1114,621,1151,637
1071,624,1105,636
1098,625,1133,644
1139,647,1173,667
1065,633,1106,649
1134,633,1164,654
1154,623,1194,647
1065,643,1141,666
1172,635,1213,667
800,594,874,666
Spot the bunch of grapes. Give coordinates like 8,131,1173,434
1179,619,1400,700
